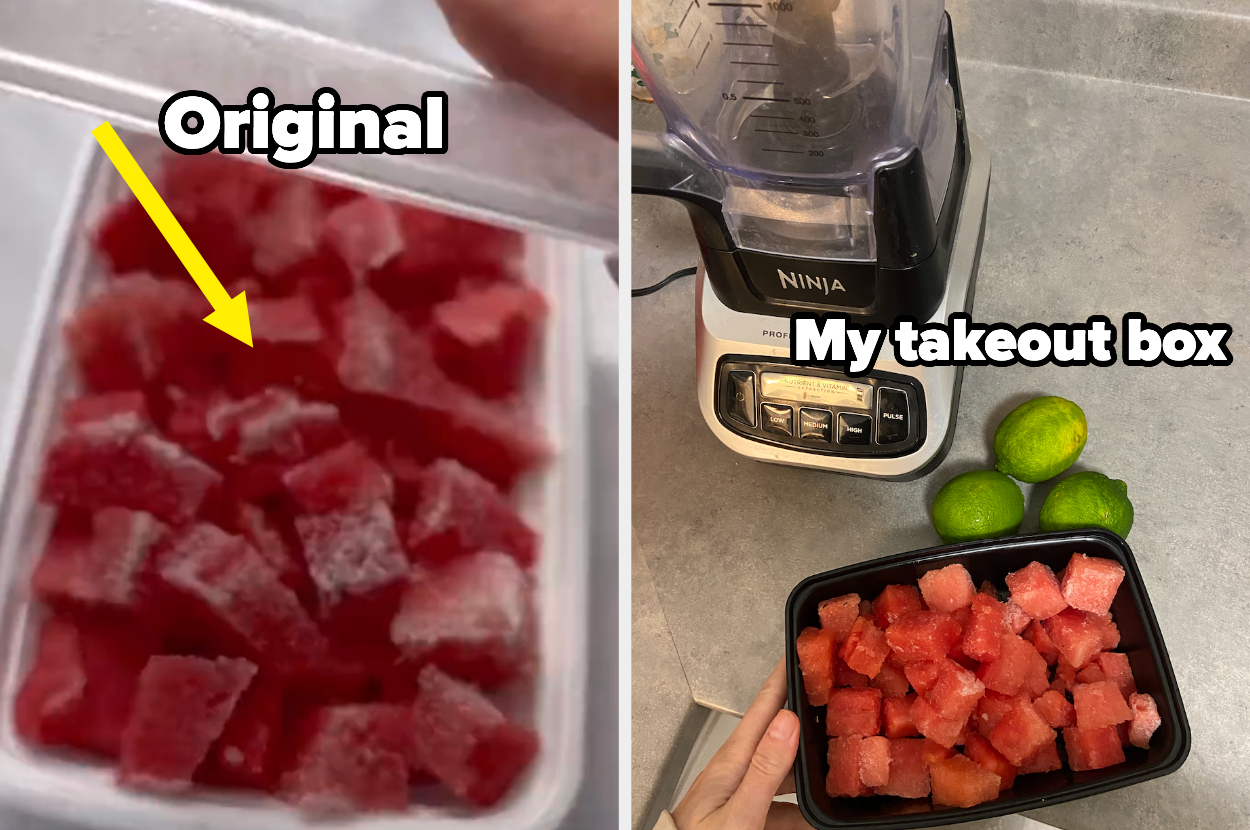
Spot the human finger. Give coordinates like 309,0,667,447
722,709,801,829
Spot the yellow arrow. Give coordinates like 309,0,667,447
90,123,252,347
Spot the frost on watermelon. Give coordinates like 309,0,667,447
199,673,285,791
207,388,345,477
41,416,222,524
245,177,325,280
406,459,538,567
1033,690,1076,728
926,659,986,722
282,441,393,514
294,501,409,637
883,694,919,739
32,508,166,613
826,735,870,798
796,627,835,706
918,564,975,613
1093,612,1121,650
1064,725,1125,771
332,290,546,489
825,687,882,737
910,696,963,748
152,523,328,675
1094,652,1137,700
929,754,1000,808
874,738,930,798
432,283,547,400
987,698,1055,766
1042,609,1104,669
1072,680,1133,730
280,703,414,814
869,661,910,699
323,196,405,280
818,593,860,642
411,665,539,807
226,296,338,397
885,612,961,664
64,391,152,430
1002,600,1031,635
963,732,1015,791
391,551,532,689
1127,693,1160,749
859,735,891,788
839,616,889,678
1061,553,1124,615
903,661,942,696
231,502,304,593
118,655,256,793
15,615,151,757
960,592,1006,663
872,585,924,629
1005,561,1068,621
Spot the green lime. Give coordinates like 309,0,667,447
931,470,1025,544
1039,471,1134,538
994,396,1087,483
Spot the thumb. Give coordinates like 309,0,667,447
723,709,801,829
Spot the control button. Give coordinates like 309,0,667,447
761,404,794,437
877,387,909,444
838,413,872,445
726,371,756,427
798,408,832,443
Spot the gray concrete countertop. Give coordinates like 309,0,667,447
632,60,1250,829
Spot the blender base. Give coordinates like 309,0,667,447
693,132,992,480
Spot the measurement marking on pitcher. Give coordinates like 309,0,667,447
743,95,788,102
687,20,703,46
762,148,805,154
679,0,698,28
750,114,793,120
755,129,797,134
731,60,778,66
695,38,712,69
717,21,766,25
736,79,784,85
723,42,773,46
707,2,762,5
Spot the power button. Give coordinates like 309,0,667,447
726,371,756,428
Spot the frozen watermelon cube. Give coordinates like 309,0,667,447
918,563,976,613
32,508,166,612
826,735,870,797
872,585,923,629
1042,609,1104,669
411,665,539,807
15,615,151,757
1094,612,1121,650
922,738,956,767
1072,680,1133,729
974,691,1020,738
903,661,942,696
839,617,890,679
1021,647,1051,699
859,735,891,787
1016,737,1062,774
1002,600,1032,635
406,459,538,567
1094,652,1137,700
118,656,256,793
295,501,409,634
245,177,324,278
1032,690,1076,728
93,197,182,277
1061,553,1125,615
281,703,414,814
432,283,547,399
869,661,910,699
987,699,1055,766
283,441,393,514
64,391,152,430
1064,725,1125,771
153,523,328,675
1005,561,1068,620
883,694,920,739
826,687,882,737
910,696,963,748
1127,693,1160,749
227,296,338,396
960,593,1007,662
1026,619,1061,664
963,732,1016,791
206,388,344,467
885,612,961,664
1076,664,1106,684
199,673,285,791
818,593,861,642
929,754,1000,808
391,551,532,689
42,417,222,524
926,659,986,722
232,502,304,592
796,627,835,706
873,737,930,798
835,656,869,687
323,196,405,278
976,634,1038,696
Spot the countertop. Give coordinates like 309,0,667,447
631,54,1250,830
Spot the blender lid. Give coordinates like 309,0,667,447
0,0,617,247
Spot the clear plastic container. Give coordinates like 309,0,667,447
0,128,590,830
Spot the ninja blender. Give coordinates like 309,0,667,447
632,0,990,479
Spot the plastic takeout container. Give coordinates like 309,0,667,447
0,129,590,830
784,530,1190,829
0,0,617,248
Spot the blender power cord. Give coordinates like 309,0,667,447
632,266,697,298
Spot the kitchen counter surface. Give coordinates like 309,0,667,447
631,58,1250,829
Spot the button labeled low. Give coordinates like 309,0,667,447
799,408,832,443
837,413,871,445
762,404,794,437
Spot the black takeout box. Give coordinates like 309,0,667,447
784,529,1190,829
